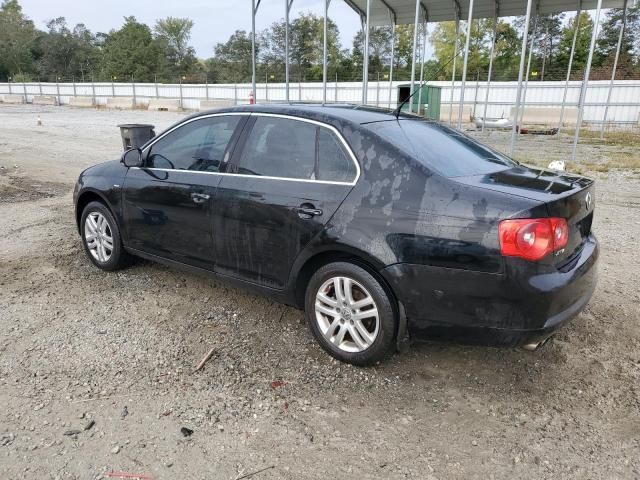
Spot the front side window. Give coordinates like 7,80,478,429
146,116,240,172
236,116,357,183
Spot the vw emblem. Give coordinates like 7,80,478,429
585,192,592,210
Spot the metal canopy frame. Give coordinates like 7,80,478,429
248,0,628,161
345,0,623,25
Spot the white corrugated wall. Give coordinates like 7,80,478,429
1,80,638,125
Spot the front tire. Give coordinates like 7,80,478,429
305,262,397,366
80,201,129,271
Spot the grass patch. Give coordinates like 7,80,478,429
565,129,640,147
568,152,640,174
514,151,640,176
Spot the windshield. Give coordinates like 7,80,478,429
367,119,518,177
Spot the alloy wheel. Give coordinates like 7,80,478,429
84,212,114,263
314,276,380,353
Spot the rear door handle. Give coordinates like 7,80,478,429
191,192,210,204
295,205,323,218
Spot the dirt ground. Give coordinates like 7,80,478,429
1,104,639,480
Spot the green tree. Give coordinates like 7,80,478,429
261,13,342,81
154,17,199,77
491,21,522,80
0,0,36,79
352,26,393,79
556,12,594,78
101,16,164,82
533,14,565,80
208,30,255,83
594,3,640,77
431,19,493,80
32,17,100,81
394,24,415,70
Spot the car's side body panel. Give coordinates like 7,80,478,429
213,177,354,288
121,168,221,270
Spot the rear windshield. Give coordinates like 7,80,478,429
367,119,517,177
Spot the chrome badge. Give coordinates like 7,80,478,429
585,192,592,210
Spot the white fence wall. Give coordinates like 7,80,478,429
1,80,639,125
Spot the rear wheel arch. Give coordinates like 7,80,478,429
291,249,398,314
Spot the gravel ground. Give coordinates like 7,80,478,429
1,104,639,480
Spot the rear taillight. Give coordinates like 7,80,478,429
499,217,569,261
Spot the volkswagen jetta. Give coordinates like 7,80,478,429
73,104,598,365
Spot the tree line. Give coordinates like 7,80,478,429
1,0,638,84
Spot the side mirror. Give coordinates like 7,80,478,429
121,148,142,167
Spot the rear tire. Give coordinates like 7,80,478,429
80,201,129,271
305,261,397,366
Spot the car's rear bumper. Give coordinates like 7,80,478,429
381,234,598,347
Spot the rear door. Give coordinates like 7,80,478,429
122,114,246,270
212,114,359,288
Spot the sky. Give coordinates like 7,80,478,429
18,0,368,58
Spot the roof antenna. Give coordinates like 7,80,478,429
392,44,465,120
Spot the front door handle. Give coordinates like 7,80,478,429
295,204,323,219
191,192,210,204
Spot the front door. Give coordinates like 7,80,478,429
212,114,359,288
122,114,245,270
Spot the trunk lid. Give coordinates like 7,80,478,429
455,165,595,266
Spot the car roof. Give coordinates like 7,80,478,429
195,103,416,126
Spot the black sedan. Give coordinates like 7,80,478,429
73,104,598,365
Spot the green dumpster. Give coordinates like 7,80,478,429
397,84,441,121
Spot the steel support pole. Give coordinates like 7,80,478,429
572,0,602,161
362,0,371,104
518,14,538,131
285,0,292,102
22,82,27,103
251,0,260,102
449,16,460,124
91,76,96,105
457,0,475,130
409,0,421,113
509,0,534,155
132,76,136,107
600,0,627,138
323,0,329,104
38,80,42,96
417,19,428,115
559,1,581,129
482,11,498,132
56,79,61,105
388,20,396,108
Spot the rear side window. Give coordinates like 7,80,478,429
368,119,517,177
236,116,357,183
317,128,357,182
238,117,316,179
